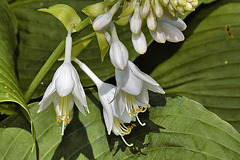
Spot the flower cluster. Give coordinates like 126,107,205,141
92,0,196,54
38,0,197,146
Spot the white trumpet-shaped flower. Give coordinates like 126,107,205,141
132,32,147,54
108,22,129,70
38,30,89,136
115,60,165,124
149,16,186,43
74,58,135,147
92,2,120,31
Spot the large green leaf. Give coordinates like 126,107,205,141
0,1,31,118
151,0,240,131
1,89,239,159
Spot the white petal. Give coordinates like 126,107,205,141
103,108,113,135
74,96,86,116
132,32,147,54
160,22,185,42
53,93,61,115
115,107,132,123
144,81,165,94
158,16,187,31
41,81,56,101
130,2,142,34
136,88,149,104
110,40,129,70
68,94,74,112
149,23,166,43
118,65,143,95
55,63,75,97
116,90,126,115
128,60,159,86
92,2,120,31
71,66,88,110
38,91,55,113
98,83,116,135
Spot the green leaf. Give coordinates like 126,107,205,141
82,1,108,17
0,1,31,120
10,0,144,99
96,31,109,61
0,112,36,159
38,4,81,32
151,1,240,131
3,89,240,159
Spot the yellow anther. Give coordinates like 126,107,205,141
61,133,64,136
66,118,70,123
132,124,136,127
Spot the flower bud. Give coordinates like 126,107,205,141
92,2,120,31
130,2,142,34
132,32,147,54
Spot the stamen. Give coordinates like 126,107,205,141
121,136,133,147
136,115,146,126
61,120,65,136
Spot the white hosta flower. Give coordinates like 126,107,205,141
132,32,147,54
115,60,165,124
92,2,120,31
38,30,88,136
150,16,186,43
130,2,142,34
74,58,135,147
109,22,129,70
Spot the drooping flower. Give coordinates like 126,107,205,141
114,60,165,124
108,22,129,70
74,58,135,146
92,2,120,31
149,16,186,43
38,30,89,136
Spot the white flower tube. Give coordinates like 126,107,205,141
38,30,89,136
92,2,120,31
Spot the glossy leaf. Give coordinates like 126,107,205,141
0,1,31,120
1,89,240,159
151,1,240,131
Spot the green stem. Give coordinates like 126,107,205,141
24,17,92,103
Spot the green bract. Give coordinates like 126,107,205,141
38,4,81,32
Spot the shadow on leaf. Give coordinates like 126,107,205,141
52,107,94,160
106,93,167,156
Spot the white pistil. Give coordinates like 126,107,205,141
121,136,133,147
